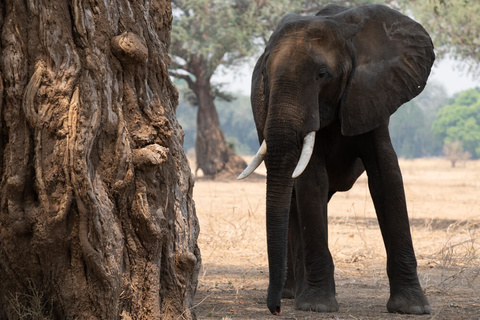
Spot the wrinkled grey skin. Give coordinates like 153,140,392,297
248,4,435,315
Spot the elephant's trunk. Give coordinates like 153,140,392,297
264,137,296,315
265,177,293,315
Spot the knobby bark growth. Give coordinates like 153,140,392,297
0,1,200,319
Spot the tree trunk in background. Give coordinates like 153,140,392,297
195,80,227,177
0,1,200,319
194,79,247,179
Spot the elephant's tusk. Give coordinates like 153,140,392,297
237,140,267,180
292,131,316,178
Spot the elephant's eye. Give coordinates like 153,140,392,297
316,67,331,80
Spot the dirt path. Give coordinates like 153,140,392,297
192,159,480,319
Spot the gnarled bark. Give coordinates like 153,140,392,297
0,1,200,319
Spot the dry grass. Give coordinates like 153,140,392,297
191,158,480,319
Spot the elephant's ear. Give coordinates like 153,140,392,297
251,52,268,143
335,5,435,136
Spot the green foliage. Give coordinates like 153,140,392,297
171,0,259,79
400,0,480,70
432,88,480,158
389,81,448,158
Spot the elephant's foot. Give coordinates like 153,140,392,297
295,286,339,312
387,286,431,314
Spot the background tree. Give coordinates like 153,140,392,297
400,0,480,71
432,88,480,159
0,1,199,319
443,140,471,168
170,0,255,178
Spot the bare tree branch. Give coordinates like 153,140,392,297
169,71,196,90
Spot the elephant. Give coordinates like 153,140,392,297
237,4,435,316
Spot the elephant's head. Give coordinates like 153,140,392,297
238,4,434,315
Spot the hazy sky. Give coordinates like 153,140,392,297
214,58,480,97
429,59,480,96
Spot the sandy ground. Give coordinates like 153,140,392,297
191,158,480,319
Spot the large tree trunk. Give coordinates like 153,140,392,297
0,1,200,319
194,78,246,179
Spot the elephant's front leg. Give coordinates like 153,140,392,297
360,125,430,314
293,155,338,312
